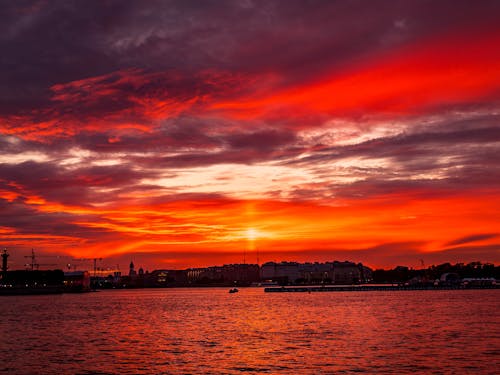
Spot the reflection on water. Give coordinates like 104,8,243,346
1,289,498,374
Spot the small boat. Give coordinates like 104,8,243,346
229,288,239,293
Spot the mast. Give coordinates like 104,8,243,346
24,249,38,271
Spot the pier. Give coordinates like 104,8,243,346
264,285,499,292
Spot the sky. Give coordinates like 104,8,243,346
1,0,499,271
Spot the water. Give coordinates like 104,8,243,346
1,289,498,374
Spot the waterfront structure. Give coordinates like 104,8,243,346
331,261,362,284
439,272,461,286
186,264,260,285
0,269,65,295
261,261,372,285
1,249,8,280
146,269,188,287
129,261,136,277
261,262,300,284
461,277,497,286
64,271,91,292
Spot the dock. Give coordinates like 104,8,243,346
264,285,499,292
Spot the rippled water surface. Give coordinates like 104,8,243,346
1,289,499,374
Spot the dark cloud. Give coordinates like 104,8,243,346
0,197,111,239
290,125,500,166
226,129,296,150
66,117,225,153
134,148,296,168
2,0,499,115
434,244,500,264
0,161,159,205
446,233,500,247
272,117,500,200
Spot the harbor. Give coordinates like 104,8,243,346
2,249,498,295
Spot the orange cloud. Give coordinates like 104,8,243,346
211,29,500,120
4,189,497,269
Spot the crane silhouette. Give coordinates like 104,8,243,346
69,257,103,277
24,249,59,271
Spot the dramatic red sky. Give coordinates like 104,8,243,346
1,0,499,271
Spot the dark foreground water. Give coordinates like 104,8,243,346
1,288,498,374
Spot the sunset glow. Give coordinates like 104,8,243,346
1,1,499,270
